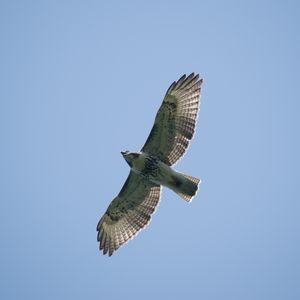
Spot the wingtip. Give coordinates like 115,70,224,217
178,74,187,81
166,80,177,95
187,72,203,82
99,243,104,251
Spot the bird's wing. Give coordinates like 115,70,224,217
97,171,161,256
142,73,203,166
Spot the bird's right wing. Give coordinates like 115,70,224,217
97,171,161,256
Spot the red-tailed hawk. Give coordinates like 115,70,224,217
97,73,203,256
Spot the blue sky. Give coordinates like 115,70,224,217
1,1,299,299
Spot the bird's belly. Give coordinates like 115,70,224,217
131,155,175,188
147,162,175,187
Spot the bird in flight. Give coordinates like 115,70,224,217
97,73,203,256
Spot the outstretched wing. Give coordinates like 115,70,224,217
142,73,203,166
97,171,161,256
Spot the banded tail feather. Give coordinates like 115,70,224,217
170,171,200,202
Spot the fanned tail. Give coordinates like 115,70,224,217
170,171,201,202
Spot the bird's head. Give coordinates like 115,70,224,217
121,151,140,167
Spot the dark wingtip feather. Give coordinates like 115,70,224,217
96,218,102,231
100,242,104,251
185,72,195,81
165,80,177,95
176,73,187,84
193,73,199,81
100,231,106,250
186,72,195,79
103,244,109,255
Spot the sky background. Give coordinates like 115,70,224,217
1,0,300,299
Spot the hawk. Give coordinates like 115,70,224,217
97,73,203,256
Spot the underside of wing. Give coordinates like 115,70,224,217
96,171,161,256
142,73,203,166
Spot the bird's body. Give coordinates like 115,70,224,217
122,151,199,200
97,73,203,256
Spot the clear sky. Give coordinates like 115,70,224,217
1,1,299,299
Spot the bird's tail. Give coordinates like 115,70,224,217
169,171,201,202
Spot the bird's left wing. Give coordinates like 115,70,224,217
97,171,161,256
142,73,203,166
